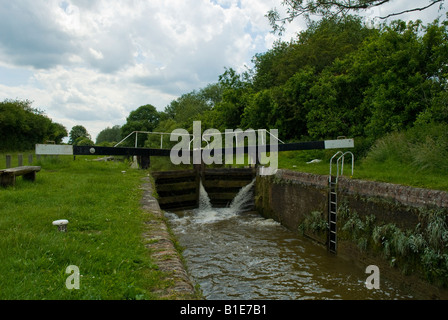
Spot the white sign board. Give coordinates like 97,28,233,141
35,144,73,155
324,139,354,149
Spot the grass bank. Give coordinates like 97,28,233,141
0,154,181,299
278,150,448,192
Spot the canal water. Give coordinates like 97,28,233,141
165,180,414,300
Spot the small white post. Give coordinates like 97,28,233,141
52,219,69,232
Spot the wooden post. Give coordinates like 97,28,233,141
18,154,23,167
138,155,150,169
6,155,11,168
28,154,33,165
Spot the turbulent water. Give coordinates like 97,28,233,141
165,180,414,300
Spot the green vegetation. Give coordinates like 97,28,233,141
0,99,67,151
298,203,448,287
266,0,446,35
3,15,447,191
96,125,121,146
278,121,448,191
129,15,447,191
1,3,446,300
0,155,182,299
338,203,448,287
68,125,94,146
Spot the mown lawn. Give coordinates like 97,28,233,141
0,154,174,300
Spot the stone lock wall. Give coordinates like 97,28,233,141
255,169,448,235
254,169,448,298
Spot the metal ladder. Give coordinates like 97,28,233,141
328,151,354,254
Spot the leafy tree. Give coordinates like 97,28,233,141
267,0,445,34
156,83,224,134
76,136,95,146
278,66,316,139
69,125,91,145
163,92,211,131
205,68,254,130
0,99,67,151
49,122,68,144
121,104,160,147
96,125,121,145
253,16,375,90
133,15,448,156
304,18,448,140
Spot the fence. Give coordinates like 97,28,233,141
3,154,42,168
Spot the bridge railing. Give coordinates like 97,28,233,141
114,129,285,150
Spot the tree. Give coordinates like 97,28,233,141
69,125,91,145
304,18,448,140
121,104,160,147
96,125,121,145
158,84,223,133
0,99,68,151
267,0,445,34
76,136,95,146
252,15,375,90
49,122,68,144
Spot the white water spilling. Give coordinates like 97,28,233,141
165,180,413,300
228,179,255,214
198,180,212,211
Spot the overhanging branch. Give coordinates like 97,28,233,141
379,0,444,19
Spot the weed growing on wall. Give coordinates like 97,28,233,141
298,211,328,238
336,202,448,287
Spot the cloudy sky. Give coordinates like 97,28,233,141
0,0,446,142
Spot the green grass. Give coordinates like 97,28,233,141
0,154,175,299
149,147,448,191
278,150,448,191
1,144,445,299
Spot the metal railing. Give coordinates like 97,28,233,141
329,151,354,183
114,129,285,150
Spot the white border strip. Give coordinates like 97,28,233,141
324,139,354,149
36,144,73,155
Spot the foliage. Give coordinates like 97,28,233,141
266,0,445,35
338,203,448,287
121,104,160,147
298,210,328,237
96,125,121,145
69,125,92,146
253,16,375,90
104,15,448,161
0,99,67,151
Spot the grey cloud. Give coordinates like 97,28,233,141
0,2,77,69
82,27,135,73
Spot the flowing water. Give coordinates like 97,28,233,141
165,180,414,300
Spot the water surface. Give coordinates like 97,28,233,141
165,181,413,300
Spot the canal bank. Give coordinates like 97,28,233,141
140,176,200,299
255,169,448,299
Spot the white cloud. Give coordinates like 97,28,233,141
1,0,286,140
1,0,444,141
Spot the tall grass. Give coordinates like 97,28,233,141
277,123,448,191
0,155,172,299
365,123,448,174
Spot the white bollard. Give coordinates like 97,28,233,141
52,219,69,232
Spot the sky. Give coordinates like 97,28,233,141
0,0,446,142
